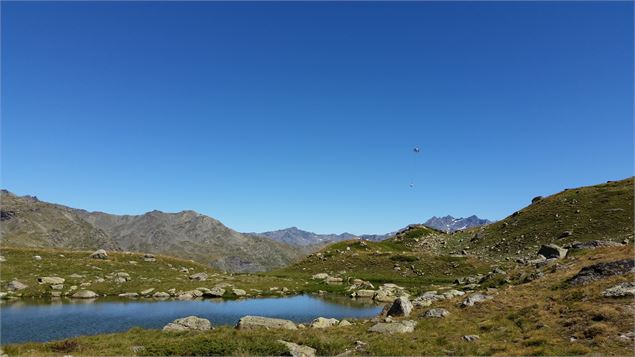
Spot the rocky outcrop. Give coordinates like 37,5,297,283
235,315,297,330
368,320,417,334
602,282,635,297
162,316,212,332
568,240,623,250
568,259,635,285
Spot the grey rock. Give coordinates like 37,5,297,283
38,277,65,285
140,288,155,296
232,288,247,296
424,308,450,318
163,316,212,331
7,280,28,291
189,272,208,281
118,292,139,298
461,293,493,307
89,249,108,259
71,290,99,299
463,335,480,342
236,315,297,330
537,244,567,259
153,292,170,298
569,240,622,250
277,340,316,357
310,317,339,328
386,296,413,317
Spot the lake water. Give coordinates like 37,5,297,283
0,295,382,344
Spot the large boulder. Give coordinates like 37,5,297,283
374,290,397,303
162,316,212,332
38,277,65,285
277,340,316,357
71,290,99,299
386,296,413,317
7,280,28,291
568,259,635,285
236,315,297,330
89,249,108,259
602,282,635,297
537,244,567,259
232,288,247,296
353,289,377,298
206,287,225,297
309,317,339,328
368,320,417,334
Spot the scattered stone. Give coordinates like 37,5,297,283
424,308,450,318
325,276,343,284
559,231,573,238
339,320,352,327
33,255,42,261
7,280,27,291
235,315,297,330
162,316,212,332
538,244,567,259
531,196,543,203
0,255,5,262
568,259,635,285
374,290,397,303
140,288,155,296
89,249,108,259
130,345,145,354
153,292,170,298
189,272,208,281
463,335,480,342
618,331,635,341
310,317,339,328
386,296,413,317
412,291,445,307
38,277,65,285
232,288,247,296
179,267,189,273
312,273,329,280
205,287,225,298
602,282,635,297
461,293,493,307
51,291,62,298
353,289,376,298
51,284,64,290
277,340,316,357
68,274,84,279
71,290,98,299
368,320,417,334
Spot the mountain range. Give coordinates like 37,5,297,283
424,215,491,232
251,227,389,247
0,190,304,273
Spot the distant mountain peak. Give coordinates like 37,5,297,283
424,215,491,232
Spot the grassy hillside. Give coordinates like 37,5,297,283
446,177,634,259
5,244,633,356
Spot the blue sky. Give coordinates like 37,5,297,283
2,1,633,235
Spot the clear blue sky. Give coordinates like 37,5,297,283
2,1,633,235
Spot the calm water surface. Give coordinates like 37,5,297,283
0,295,382,344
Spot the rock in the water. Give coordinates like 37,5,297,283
38,277,65,285
461,293,493,307
189,272,208,281
118,292,139,298
537,244,567,259
602,282,635,297
310,317,339,328
463,335,480,342
7,280,28,291
568,259,635,285
162,316,212,332
277,340,316,357
386,296,413,317
354,289,377,298
368,320,417,334
71,290,98,299
424,308,450,318
236,315,297,330
89,249,108,259
204,287,225,298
